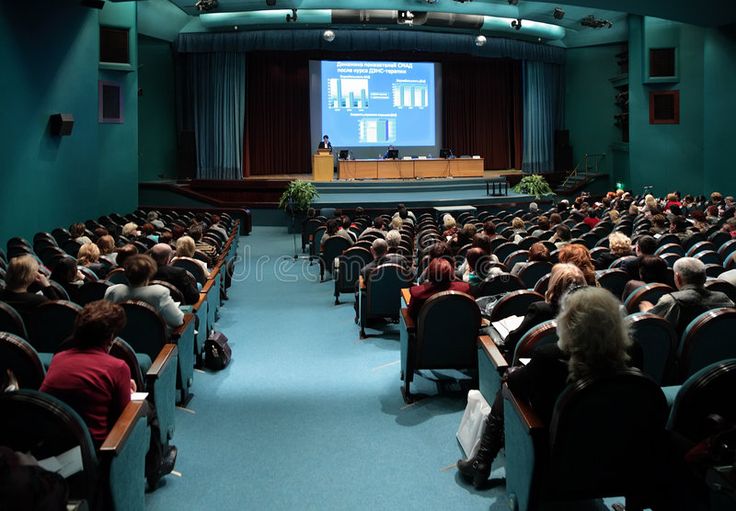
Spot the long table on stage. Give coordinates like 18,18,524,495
338,158,484,180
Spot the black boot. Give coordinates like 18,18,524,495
457,414,504,488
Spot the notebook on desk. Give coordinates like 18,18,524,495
490,315,524,342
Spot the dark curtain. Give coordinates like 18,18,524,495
245,53,311,176
442,59,523,170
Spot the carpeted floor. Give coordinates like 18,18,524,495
145,227,619,511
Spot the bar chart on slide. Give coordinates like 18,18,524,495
392,81,429,109
359,118,397,144
327,78,369,110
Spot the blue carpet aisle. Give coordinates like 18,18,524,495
145,226,506,510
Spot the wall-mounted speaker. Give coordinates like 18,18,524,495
80,0,105,9
50,113,75,136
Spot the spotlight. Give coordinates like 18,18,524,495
475,35,487,47
323,30,336,42
580,15,613,29
511,18,522,30
397,10,415,25
553,8,565,20
286,8,297,22
195,0,218,12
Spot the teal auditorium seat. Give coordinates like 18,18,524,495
399,291,480,402
333,246,372,305
0,301,29,339
110,338,179,449
502,370,667,511
625,312,677,385
358,263,412,339
0,390,150,511
679,308,736,382
0,332,46,389
624,282,674,313
320,236,353,282
28,300,82,354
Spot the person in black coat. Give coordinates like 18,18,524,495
0,255,64,324
501,263,587,361
458,286,636,488
149,243,200,305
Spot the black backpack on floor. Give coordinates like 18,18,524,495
205,332,232,370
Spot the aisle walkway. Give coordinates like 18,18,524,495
145,227,505,510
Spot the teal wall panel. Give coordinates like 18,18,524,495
565,44,621,189
138,35,178,182
0,0,138,245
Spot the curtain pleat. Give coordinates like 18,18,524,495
522,61,564,174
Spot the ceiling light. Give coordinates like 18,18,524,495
511,18,522,30
580,15,613,29
195,0,218,12
286,8,297,22
475,35,487,47
323,30,336,42
553,8,565,20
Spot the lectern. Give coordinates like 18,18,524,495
312,151,334,182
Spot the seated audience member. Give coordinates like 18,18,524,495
187,225,216,263
558,243,597,286
115,243,138,269
608,209,621,224
664,192,682,212
96,234,118,266
172,236,209,278
511,242,550,275
105,255,184,329
93,226,110,242
209,214,229,239
549,212,562,228
450,224,477,253
641,194,659,216
321,218,353,251
417,241,453,283
669,215,691,242
141,223,159,243
710,191,723,208
550,224,572,249
622,255,669,300
70,223,92,245
0,255,64,322
389,216,403,231
650,214,668,236
147,211,165,229
595,232,632,269
442,215,458,239
122,222,140,239
40,300,177,487
341,216,357,242
158,230,174,247
463,248,487,285
407,258,470,320
394,205,414,226
360,238,408,282
689,210,709,232
482,221,502,240
362,217,385,236
150,243,200,305
640,257,733,337
583,209,600,229
501,263,586,361
458,287,633,487
622,235,657,279
528,202,539,214
530,216,550,238
171,225,187,242
50,256,84,302
510,217,526,243
77,242,108,279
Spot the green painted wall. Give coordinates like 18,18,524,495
0,0,138,245
138,35,178,182
565,44,622,188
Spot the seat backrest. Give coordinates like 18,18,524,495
335,247,372,293
624,283,675,314
693,250,721,266
489,290,544,322
0,390,99,503
513,319,558,364
597,269,631,299
321,236,353,268
150,280,185,304
503,250,529,269
533,272,552,295
548,370,667,496
493,242,520,263
704,279,736,302
28,300,82,354
679,308,736,380
625,312,677,384
667,358,736,442
75,280,113,306
717,239,736,261
0,301,29,339
514,260,551,290
0,332,45,389
416,291,480,369
119,301,168,361
172,259,206,285
686,241,716,257
109,337,146,392
366,264,412,317
657,234,681,247
470,273,524,298
106,267,129,286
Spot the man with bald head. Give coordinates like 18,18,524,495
150,243,200,305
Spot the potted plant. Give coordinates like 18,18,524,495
513,174,555,199
278,180,320,233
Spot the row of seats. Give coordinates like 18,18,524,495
0,208,241,510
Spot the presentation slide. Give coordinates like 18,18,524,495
320,61,436,148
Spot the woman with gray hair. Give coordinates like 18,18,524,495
458,287,635,488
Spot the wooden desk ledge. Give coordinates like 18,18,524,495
147,344,178,379
192,292,208,313
401,288,411,305
478,335,508,372
502,383,544,431
400,308,416,332
171,313,195,339
99,400,146,454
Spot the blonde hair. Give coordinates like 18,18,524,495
122,222,138,237
608,209,620,223
608,232,632,256
77,243,100,265
176,236,196,258
385,229,401,248
556,287,632,381
443,215,456,229
644,194,657,209
5,255,39,291
511,217,525,230
545,263,587,307
390,217,403,230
